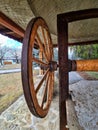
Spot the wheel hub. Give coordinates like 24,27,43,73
40,61,58,71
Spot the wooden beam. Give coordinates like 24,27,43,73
53,40,98,48
68,40,98,46
58,8,98,22
53,44,58,48
0,11,25,37
4,34,23,42
0,28,12,34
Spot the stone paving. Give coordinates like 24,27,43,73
0,95,32,130
0,95,59,130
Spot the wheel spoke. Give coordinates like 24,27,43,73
46,31,53,59
41,27,47,46
47,72,54,105
41,72,50,108
32,56,48,67
36,33,43,50
36,33,49,62
35,69,49,93
41,27,50,60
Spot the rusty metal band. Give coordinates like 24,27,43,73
71,60,77,71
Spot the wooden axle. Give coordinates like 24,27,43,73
71,59,98,71
40,59,98,72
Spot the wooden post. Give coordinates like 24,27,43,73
57,15,69,130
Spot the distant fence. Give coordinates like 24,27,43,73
3,61,12,65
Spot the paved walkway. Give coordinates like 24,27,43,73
69,72,83,84
56,71,83,84
0,94,59,130
0,69,21,74
0,67,40,74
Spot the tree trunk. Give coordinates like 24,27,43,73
0,58,3,65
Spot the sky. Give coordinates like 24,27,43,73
0,34,22,49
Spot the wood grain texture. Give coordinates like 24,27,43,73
76,59,98,71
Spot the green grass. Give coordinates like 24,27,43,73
86,72,98,79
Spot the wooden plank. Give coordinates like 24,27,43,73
0,11,25,37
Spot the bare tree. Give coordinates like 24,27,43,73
0,45,9,65
9,48,21,64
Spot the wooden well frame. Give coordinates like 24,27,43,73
57,9,98,130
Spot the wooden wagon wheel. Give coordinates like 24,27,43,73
22,17,57,118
